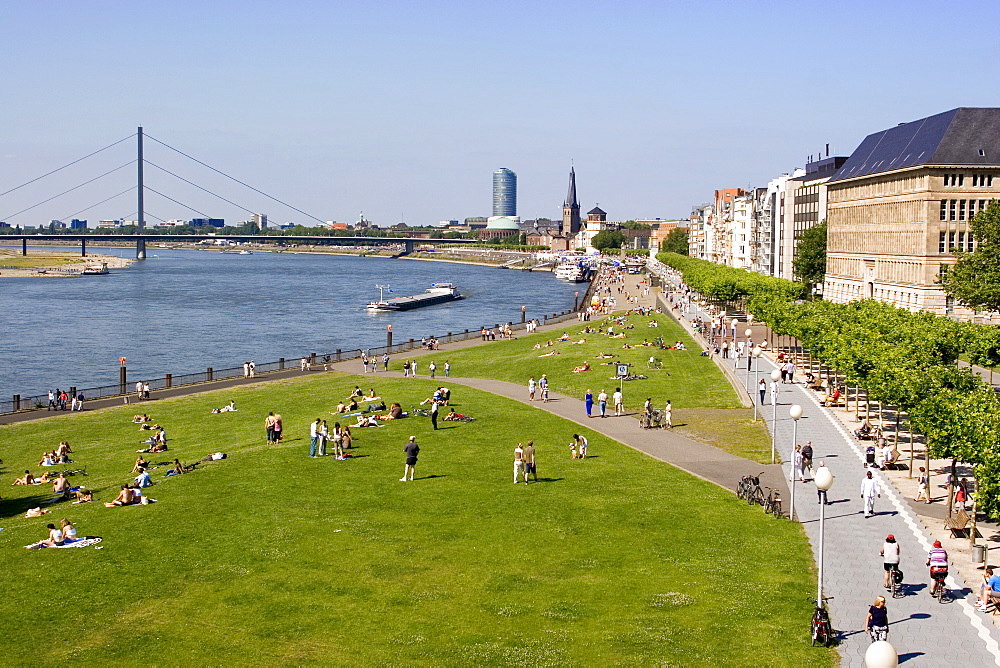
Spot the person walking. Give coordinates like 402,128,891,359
800,441,814,480
523,440,537,482
955,478,969,512
613,388,624,416
143,382,151,400
273,414,283,442
429,361,437,379
528,377,536,401
400,436,419,481
597,389,608,417
865,596,889,642
248,361,255,378
382,354,389,372
816,461,830,505
916,466,931,503
585,390,594,418
513,443,528,484
539,375,549,402
47,390,56,411
784,360,794,384
861,470,881,518
430,400,439,431
663,399,672,428
444,360,450,377
264,412,278,445
758,377,767,405
792,444,804,482
309,418,321,457
74,391,85,411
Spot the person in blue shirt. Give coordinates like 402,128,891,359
978,567,1000,612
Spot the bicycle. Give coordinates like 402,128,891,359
811,596,834,647
889,564,903,598
736,472,765,506
764,487,783,518
930,568,948,603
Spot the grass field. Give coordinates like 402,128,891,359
0,373,831,666
404,310,775,462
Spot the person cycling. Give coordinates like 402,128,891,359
880,534,900,590
926,540,949,595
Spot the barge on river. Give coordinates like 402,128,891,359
366,283,462,312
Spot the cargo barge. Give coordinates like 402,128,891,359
366,283,462,312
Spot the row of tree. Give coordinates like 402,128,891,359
656,250,1000,517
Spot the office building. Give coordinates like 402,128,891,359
824,107,1000,319
492,168,517,217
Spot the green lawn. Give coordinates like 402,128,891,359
411,311,740,410
0,374,830,666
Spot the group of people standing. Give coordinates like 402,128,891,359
48,388,85,411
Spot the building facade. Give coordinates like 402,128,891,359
562,166,581,235
824,108,1000,319
493,168,517,217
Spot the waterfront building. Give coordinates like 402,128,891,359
824,107,1000,320
493,168,517,217
252,213,268,229
480,215,521,240
70,218,87,230
562,167,581,235
688,204,712,259
647,219,687,252
189,218,224,228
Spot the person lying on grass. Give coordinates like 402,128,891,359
72,488,93,504
12,470,38,485
132,456,149,473
568,338,587,345
538,351,560,357
442,408,470,421
356,414,379,428
376,403,404,420
132,414,151,423
572,362,591,373
211,401,237,413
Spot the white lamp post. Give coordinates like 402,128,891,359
744,327,754,374
770,369,781,463
789,404,803,520
814,465,834,606
752,346,762,421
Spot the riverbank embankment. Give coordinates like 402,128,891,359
0,249,134,277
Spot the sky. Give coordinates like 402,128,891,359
2,0,999,228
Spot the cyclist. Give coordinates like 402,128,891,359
880,534,900,590
926,540,949,596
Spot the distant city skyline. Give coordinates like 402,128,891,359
1,2,998,228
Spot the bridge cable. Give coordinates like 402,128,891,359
144,186,214,219
0,134,136,199
2,160,137,221
145,161,258,217
144,134,326,224
59,186,137,221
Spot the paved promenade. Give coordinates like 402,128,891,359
667,289,1000,666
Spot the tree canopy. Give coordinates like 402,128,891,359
792,220,827,294
939,200,1000,313
591,229,626,251
660,228,689,255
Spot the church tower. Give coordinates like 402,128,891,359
562,166,581,234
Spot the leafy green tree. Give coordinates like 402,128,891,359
591,229,626,251
939,200,1000,313
660,228,689,255
620,220,651,230
793,220,827,294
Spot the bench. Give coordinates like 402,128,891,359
945,508,974,538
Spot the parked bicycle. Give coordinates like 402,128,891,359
763,487,783,518
811,596,834,647
736,472,765,506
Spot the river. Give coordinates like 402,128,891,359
0,247,583,399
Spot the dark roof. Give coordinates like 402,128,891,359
829,108,1000,183
588,206,606,215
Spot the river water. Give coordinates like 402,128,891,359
0,247,582,399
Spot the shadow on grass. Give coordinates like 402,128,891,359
0,490,76,519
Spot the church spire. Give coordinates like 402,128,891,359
565,166,578,208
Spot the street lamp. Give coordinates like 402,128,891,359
770,369,781,463
751,346,762,421
789,404,803,520
744,328,753,372
814,465,834,606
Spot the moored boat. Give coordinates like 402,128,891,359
81,262,109,275
366,283,462,312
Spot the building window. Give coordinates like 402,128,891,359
970,200,978,218
940,200,947,220
960,200,967,220
949,231,956,251
958,230,966,251
950,200,957,220
939,231,947,253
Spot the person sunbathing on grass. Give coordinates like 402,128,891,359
164,459,188,477
105,485,136,507
621,344,632,349
356,415,378,428
572,362,591,373
560,333,570,341
538,351,560,357
366,389,380,400
594,353,615,359
443,407,465,421
376,403,404,420
132,456,149,473
346,398,359,412
52,473,71,499
12,470,37,486
568,338,587,345
335,402,347,413
38,451,57,467
132,414,151,423
72,489,93,504
211,401,237,413
25,523,64,549
610,333,626,339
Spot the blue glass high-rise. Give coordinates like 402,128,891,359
493,168,517,217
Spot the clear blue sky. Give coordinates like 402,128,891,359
2,1,998,227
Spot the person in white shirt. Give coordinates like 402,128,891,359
612,389,624,416
881,534,900,589
861,470,881,518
